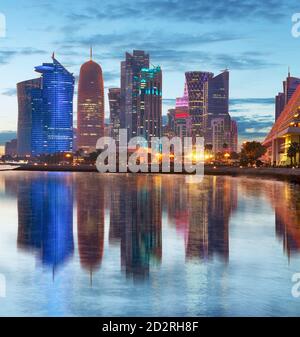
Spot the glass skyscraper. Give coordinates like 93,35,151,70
120,50,150,139
137,66,162,141
185,71,213,139
275,71,300,120
17,78,41,156
31,55,74,155
203,70,229,145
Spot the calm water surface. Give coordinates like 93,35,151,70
0,171,300,317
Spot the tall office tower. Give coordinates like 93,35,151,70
32,54,75,156
275,93,285,120
120,61,126,129
17,78,41,156
77,49,104,153
275,70,300,120
120,50,150,139
137,66,162,141
108,88,121,141
203,70,230,146
185,71,214,139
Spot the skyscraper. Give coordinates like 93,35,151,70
77,49,104,153
185,71,214,139
108,88,121,141
203,70,229,146
120,50,150,139
17,78,41,156
137,66,162,141
275,71,300,120
275,93,285,120
32,54,75,155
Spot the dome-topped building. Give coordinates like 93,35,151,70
77,48,104,153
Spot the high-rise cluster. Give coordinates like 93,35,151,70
166,70,237,154
17,55,75,156
17,52,104,157
16,49,238,160
275,70,300,120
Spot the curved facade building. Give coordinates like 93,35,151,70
33,56,75,155
77,52,104,153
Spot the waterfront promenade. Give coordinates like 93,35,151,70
8,164,300,183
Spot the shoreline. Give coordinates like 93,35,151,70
3,164,299,183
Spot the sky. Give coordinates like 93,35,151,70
0,0,300,145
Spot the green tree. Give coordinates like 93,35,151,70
240,141,267,166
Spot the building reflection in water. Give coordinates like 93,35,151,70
110,175,162,281
163,176,236,262
266,182,300,258
76,174,104,279
13,172,300,281
17,173,74,271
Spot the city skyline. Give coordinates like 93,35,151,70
1,0,300,145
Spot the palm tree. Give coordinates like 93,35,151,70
287,142,298,166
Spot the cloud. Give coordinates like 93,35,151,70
0,48,47,66
0,51,17,65
80,0,296,23
1,88,17,97
163,99,176,105
233,114,274,140
60,30,243,50
103,71,120,83
230,98,274,105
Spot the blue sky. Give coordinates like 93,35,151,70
0,0,300,144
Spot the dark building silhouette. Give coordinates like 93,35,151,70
275,92,285,121
77,49,104,153
275,71,300,120
108,88,121,141
17,78,41,156
5,138,17,156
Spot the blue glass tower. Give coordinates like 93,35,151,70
32,55,75,155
